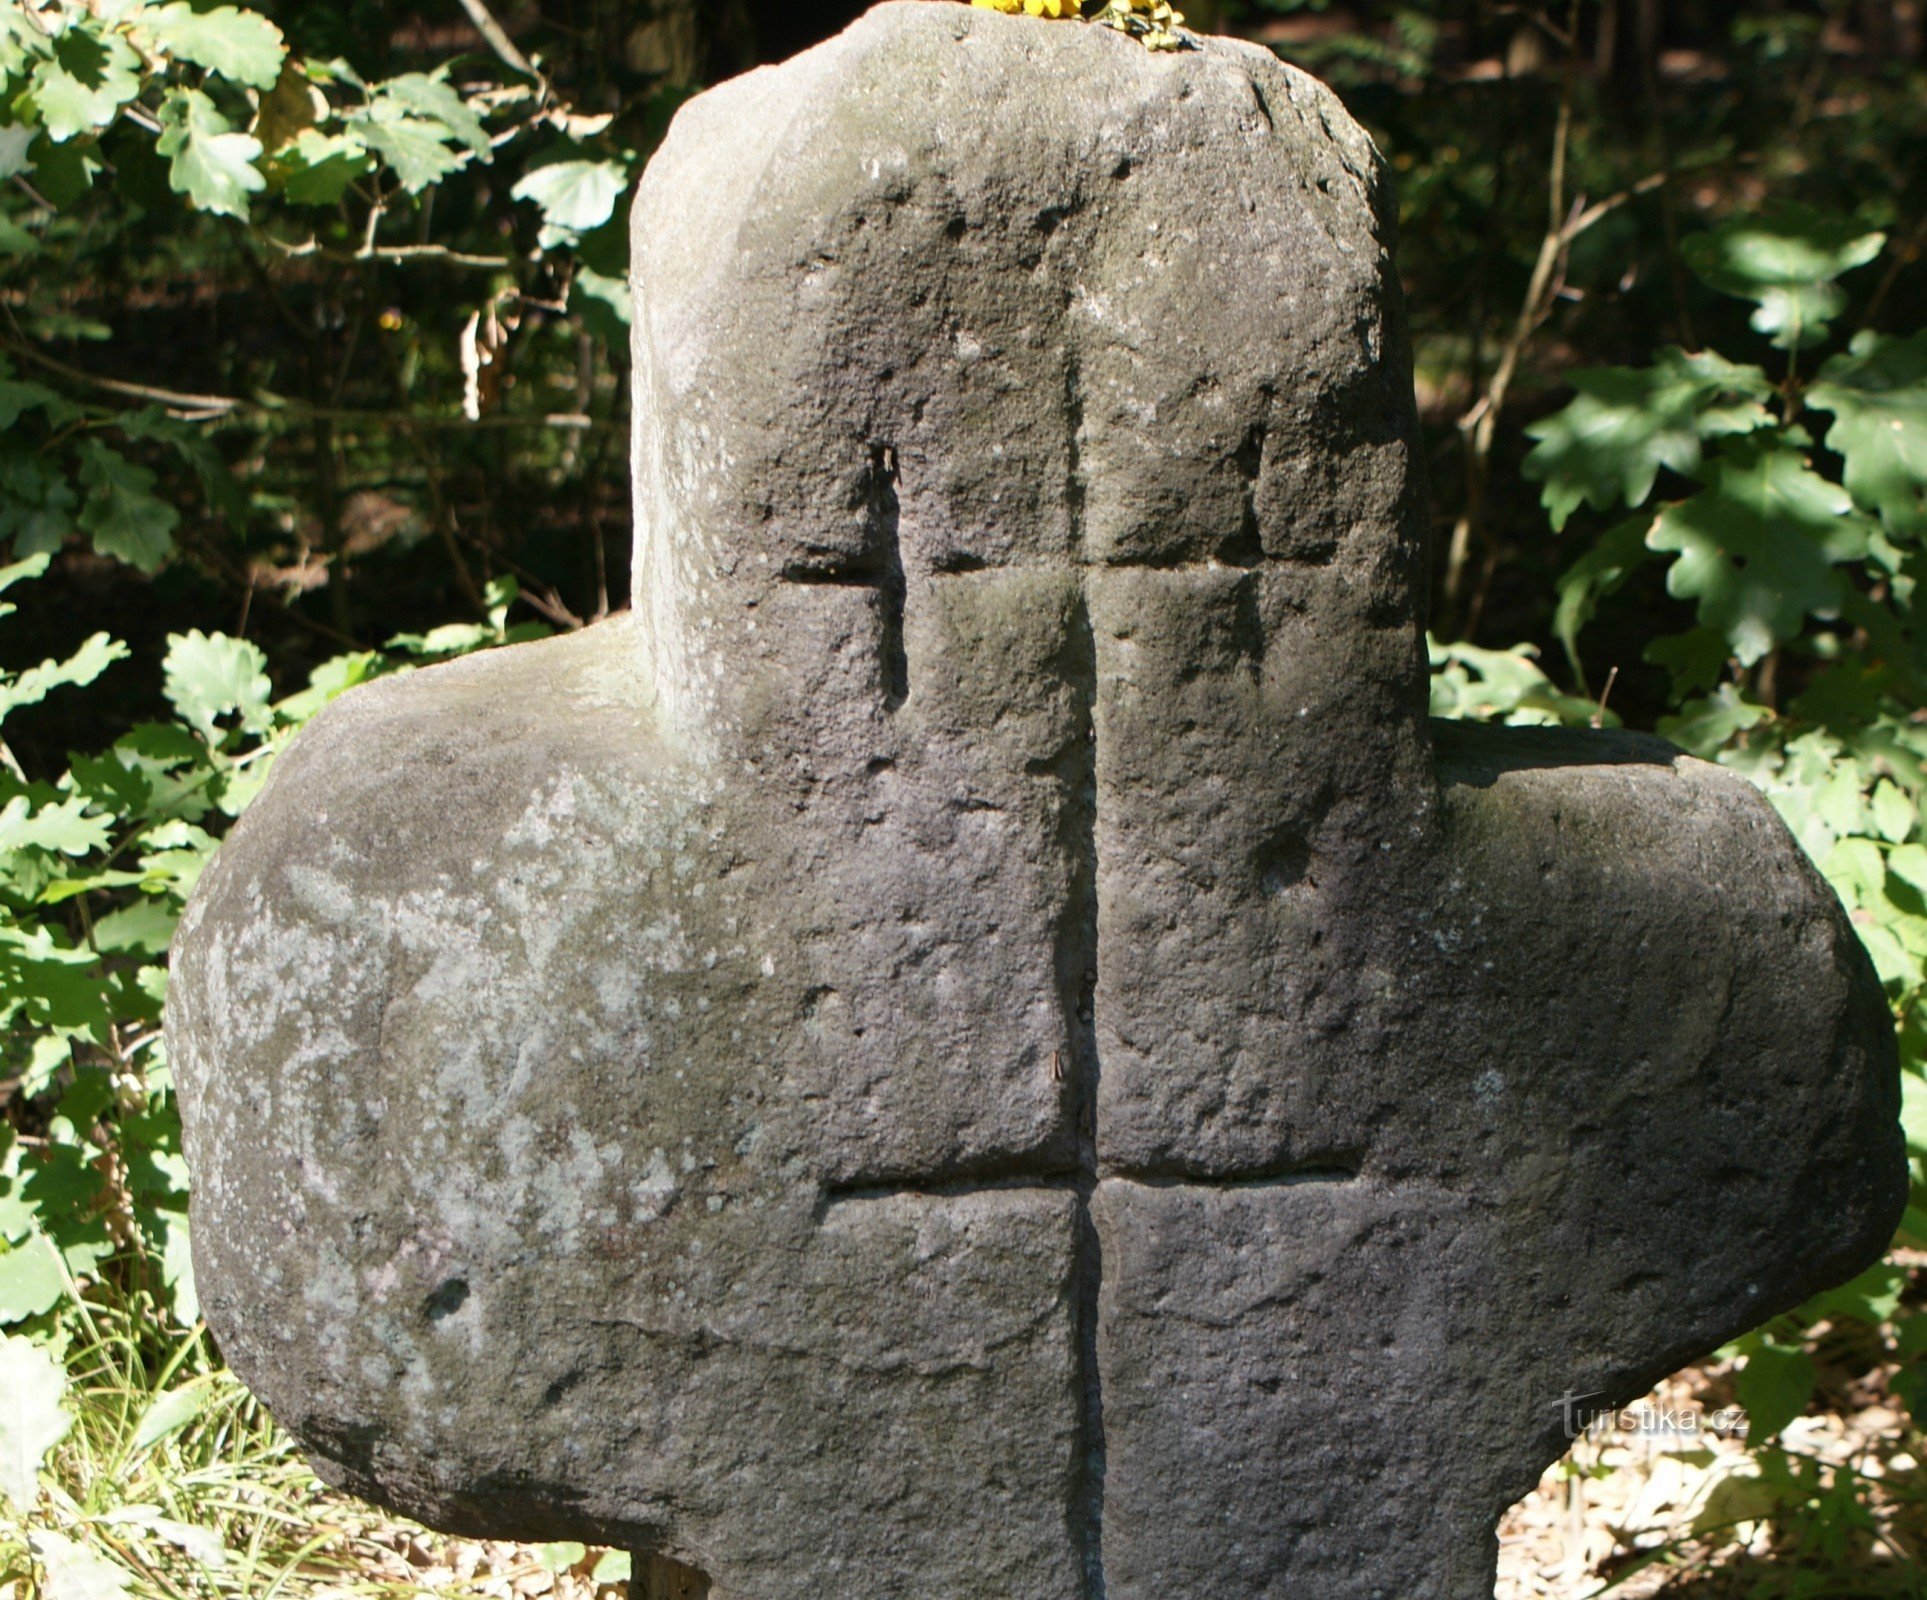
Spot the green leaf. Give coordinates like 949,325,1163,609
0,1161,33,1246
386,620,494,658
376,73,489,155
1427,638,1601,727
162,629,271,740
537,1543,587,1574
1889,842,1927,898
29,1529,133,1600
148,1206,197,1324
0,13,52,81
276,127,371,206
76,443,178,571
1902,1069,1927,1158
1871,779,1916,844
0,376,57,428
1657,684,1770,757
118,722,207,769
1647,436,1872,666
0,216,37,258
0,448,78,556
589,1552,631,1585
30,137,101,207
348,72,489,195
1681,203,1885,351
1808,330,1927,542
131,1378,211,1452
115,407,245,533
0,1234,65,1324
0,633,128,724
1524,348,1774,530
511,160,627,249
1643,627,1731,697
19,1035,70,1101
153,1519,227,1568
134,846,210,902
45,1217,113,1289
571,265,631,341
270,650,380,727
0,550,50,594
1734,1335,1816,1445
28,28,142,143
350,102,467,194
1804,1259,1908,1325
155,88,264,221
0,1335,70,1506
66,748,152,816
139,3,287,90
91,898,176,956
0,124,35,182
1552,514,1654,682
97,1507,227,1568
51,1218,115,1288
0,795,113,857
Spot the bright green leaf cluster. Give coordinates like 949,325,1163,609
1808,330,1927,543
0,3,648,580
1427,638,1606,727
512,159,630,251
1503,196,1927,1467
0,4,511,223
1681,203,1885,351
1533,205,1926,683
1523,347,1774,531
1647,435,1871,668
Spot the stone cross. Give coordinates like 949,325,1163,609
168,6,1903,1598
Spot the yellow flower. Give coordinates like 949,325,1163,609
971,0,1184,47
1085,0,1187,47
974,0,1082,16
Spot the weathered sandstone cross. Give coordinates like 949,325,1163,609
169,7,1903,1598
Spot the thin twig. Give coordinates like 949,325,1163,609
359,193,385,259
0,337,241,419
1441,34,1676,627
174,527,366,652
9,174,54,212
1444,5,1583,616
1567,169,1668,235
1590,665,1618,728
228,226,322,347
263,234,514,270
0,337,609,428
455,0,540,80
494,562,584,630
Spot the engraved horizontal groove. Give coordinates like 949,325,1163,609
778,554,1302,582
1099,1161,1363,1189
816,1168,1083,1212
815,1161,1363,1212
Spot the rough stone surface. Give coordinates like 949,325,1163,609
167,6,1905,1598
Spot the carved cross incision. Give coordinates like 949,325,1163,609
782,441,1438,1597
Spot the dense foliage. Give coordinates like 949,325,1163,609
1,1,1924,1596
